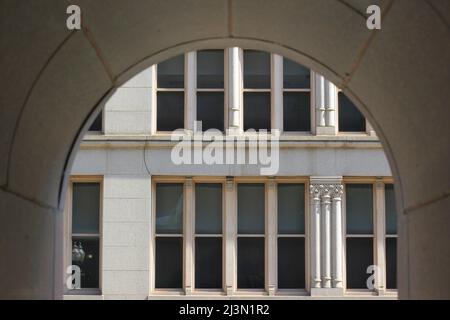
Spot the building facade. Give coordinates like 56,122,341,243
64,48,397,300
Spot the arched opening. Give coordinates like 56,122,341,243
0,1,448,299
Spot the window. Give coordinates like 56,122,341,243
283,58,311,132
197,50,225,131
385,184,397,290
155,183,184,288
345,184,374,289
243,50,271,131
338,92,366,132
70,181,101,290
277,183,306,289
157,54,185,131
88,111,103,132
237,183,265,289
195,183,223,289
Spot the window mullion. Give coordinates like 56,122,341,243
272,54,283,133
266,179,277,295
185,52,197,132
224,177,237,295
374,180,387,294
184,178,195,294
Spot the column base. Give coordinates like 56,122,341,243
315,126,337,136
310,287,344,297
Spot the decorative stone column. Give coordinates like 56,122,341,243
224,177,236,295
312,72,338,135
310,177,344,296
184,177,194,295
309,185,322,289
331,184,344,289
226,47,243,134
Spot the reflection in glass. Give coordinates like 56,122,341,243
238,184,265,234
71,238,99,289
157,54,184,88
156,183,183,234
278,184,305,234
346,184,373,234
283,58,310,89
197,50,224,88
195,183,222,234
244,50,271,88
72,183,100,234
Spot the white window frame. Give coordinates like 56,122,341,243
64,175,103,296
342,177,397,297
149,176,309,298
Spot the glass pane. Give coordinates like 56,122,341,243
243,92,271,131
238,184,265,234
237,237,265,289
385,184,397,235
197,50,224,88
197,92,224,131
157,54,184,88
195,183,222,234
72,183,100,234
155,237,183,288
244,50,270,88
386,238,397,289
338,92,366,132
278,238,305,289
278,184,305,234
346,238,373,289
71,238,99,289
157,92,184,131
283,92,311,132
346,184,373,234
156,183,183,234
88,111,102,132
283,58,310,89
195,237,222,289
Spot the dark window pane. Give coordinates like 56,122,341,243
283,92,311,132
243,92,271,131
195,183,222,234
88,111,102,132
197,92,224,131
157,54,184,88
283,58,310,89
346,184,373,234
197,50,224,88
72,183,100,234
278,238,305,289
386,238,397,289
346,238,373,289
238,184,265,234
338,92,366,132
155,237,183,288
385,184,397,235
244,50,270,88
71,238,99,289
278,184,305,234
237,237,265,289
156,183,183,234
195,237,222,289
157,92,184,131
